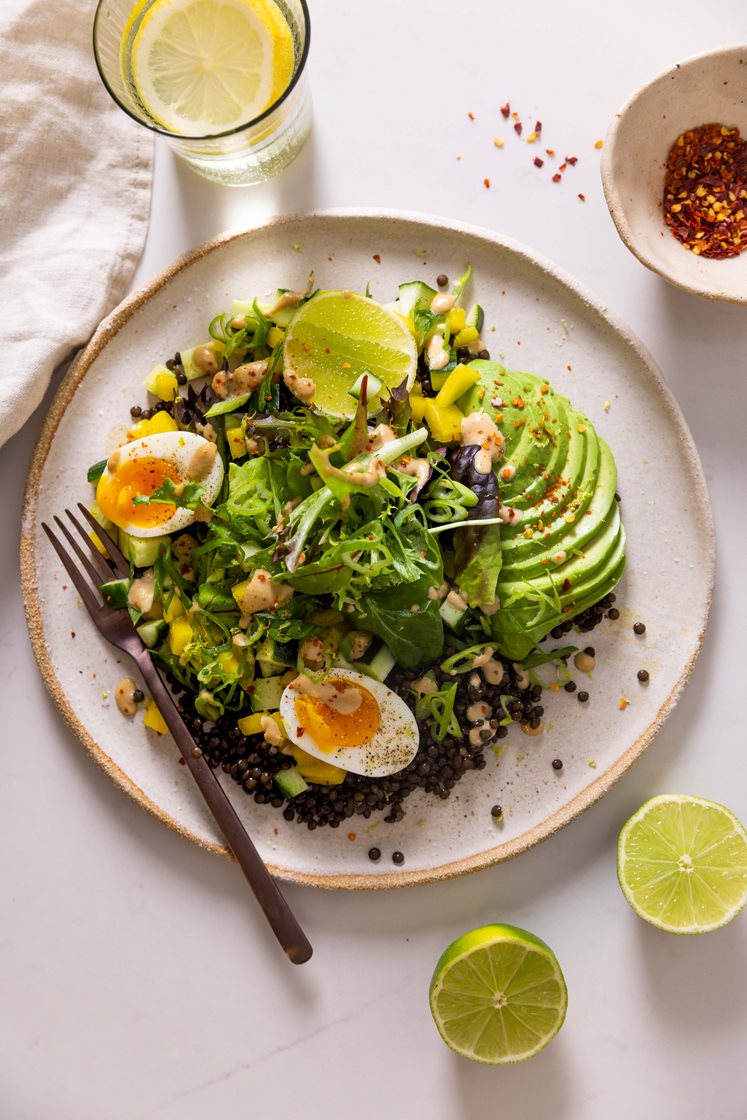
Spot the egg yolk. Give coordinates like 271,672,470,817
96,456,179,529
294,680,381,751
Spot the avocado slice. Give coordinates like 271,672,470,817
459,360,625,660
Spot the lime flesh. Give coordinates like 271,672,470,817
617,794,747,934
282,290,417,418
429,924,567,1064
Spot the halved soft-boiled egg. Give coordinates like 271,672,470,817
279,668,420,778
96,431,224,538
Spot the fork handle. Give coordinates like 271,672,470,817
131,649,313,965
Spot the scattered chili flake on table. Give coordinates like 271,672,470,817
663,123,747,259
372,254,381,264
514,121,523,136
594,139,603,149
467,112,475,121
552,172,562,183
493,137,504,148
483,178,491,188
534,157,544,168
578,193,586,202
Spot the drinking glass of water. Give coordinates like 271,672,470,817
93,0,311,186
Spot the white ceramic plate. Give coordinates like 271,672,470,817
21,210,714,889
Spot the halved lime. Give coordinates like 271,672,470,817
283,290,417,418
129,0,294,134
617,794,747,934
429,924,568,1064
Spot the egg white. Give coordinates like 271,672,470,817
97,431,224,538
279,668,420,778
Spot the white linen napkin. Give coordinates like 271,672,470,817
0,0,154,448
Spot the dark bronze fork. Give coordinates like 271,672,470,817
42,504,312,965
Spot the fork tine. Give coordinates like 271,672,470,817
42,522,102,617
53,515,107,592
76,503,130,578
65,508,114,583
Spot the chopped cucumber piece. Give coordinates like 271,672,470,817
257,637,297,677
259,290,301,328
118,528,168,568
397,280,437,318
273,767,309,799
229,299,260,332
439,598,467,632
348,371,384,401
144,364,178,401
136,619,168,648
180,342,224,382
355,643,396,683
249,676,286,712
87,458,107,485
466,303,484,332
100,578,130,609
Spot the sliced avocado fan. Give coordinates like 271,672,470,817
460,361,625,662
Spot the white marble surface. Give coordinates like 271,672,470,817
2,2,747,1117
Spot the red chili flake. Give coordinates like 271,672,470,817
546,148,555,157
559,162,567,172
578,193,586,202
348,832,357,842
500,101,510,118
552,173,562,183
562,578,572,591
372,254,381,264
514,122,523,136
178,757,186,766
467,112,475,121
663,122,747,259
483,178,491,188
535,120,542,134
566,155,578,166
534,157,544,168
327,255,333,261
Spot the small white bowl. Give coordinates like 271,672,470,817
602,45,747,304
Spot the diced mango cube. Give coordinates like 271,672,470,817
163,595,186,622
453,326,480,348
446,307,466,334
266,326,285,347
226,426,247,459
143,700,169,735
289,745,347,785
168,616,193,656
435,365,481,408
127,411,179,441
424,401,464,443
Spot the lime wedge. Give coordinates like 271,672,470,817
429,924,568,1064
283,290,417,418
618,794,747,934
129,0,294,134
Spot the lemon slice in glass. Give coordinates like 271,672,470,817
618,794,747,934
283,290,418,418
129,0,294,134
429,924,568,1064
